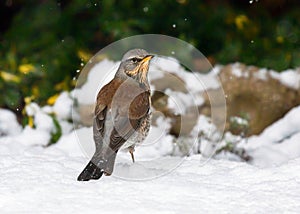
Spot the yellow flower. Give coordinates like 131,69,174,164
0,71,21,83
28,116,34,128
32,86,40,97
24,96,34,104
276,36,284,43
77,50,92,62
54,81,67,91
18,64,35,74
47,94,59,105
177,0,187,4
71,78,77,87
235,15,249,30
285,53,292,62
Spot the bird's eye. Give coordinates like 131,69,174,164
130,58,141,63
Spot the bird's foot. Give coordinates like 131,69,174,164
129,147,135,163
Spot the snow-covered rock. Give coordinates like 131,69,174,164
243,105,300,167
217,63,300,135
0,108,22,136
14,125,51,146
270,69,300,90
53,92,73,120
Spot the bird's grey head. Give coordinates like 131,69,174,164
116,49,154,84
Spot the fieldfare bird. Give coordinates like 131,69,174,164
78,49,153,181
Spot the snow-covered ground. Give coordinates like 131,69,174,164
1,137,300,213
1,58,300,213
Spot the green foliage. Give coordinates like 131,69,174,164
215,115,251,161
216,139,251,162
229,115,250,137
48,114,62,146
1,0,300,114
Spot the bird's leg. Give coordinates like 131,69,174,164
129,146,135,163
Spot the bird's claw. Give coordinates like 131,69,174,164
129,148,135,163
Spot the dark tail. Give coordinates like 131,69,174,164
77,161,104,181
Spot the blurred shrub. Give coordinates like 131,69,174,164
0,0,300,115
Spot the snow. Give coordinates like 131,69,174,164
270,69,300,89
25,102,40,116
231,63,249,78
230,64,300,90
126,116,174,160
71,57,222,135
34,111,54,133
1,57,300,212
242,105,300,167
253,68,268,80
278,70,300,89
52,127,89,157
73,57,220,107
0,138,300,213
73,59,117,105
161,61,220,93
231,63,243,77
53,92,73,120
0,109,21,136
259,106,300,143
55,116,175,162
230,116,249,126
165,89,203,115
151,56,182,74
150,56,214,115
148,64,165,81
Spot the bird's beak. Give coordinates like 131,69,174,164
141,55,154,63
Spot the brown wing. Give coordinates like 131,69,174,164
108,91,150,151
95,79,123,115
129,91,150,119
94,78,150,151
94,79,123,136
94,105,107,135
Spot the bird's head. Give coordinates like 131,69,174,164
117,49,154,84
